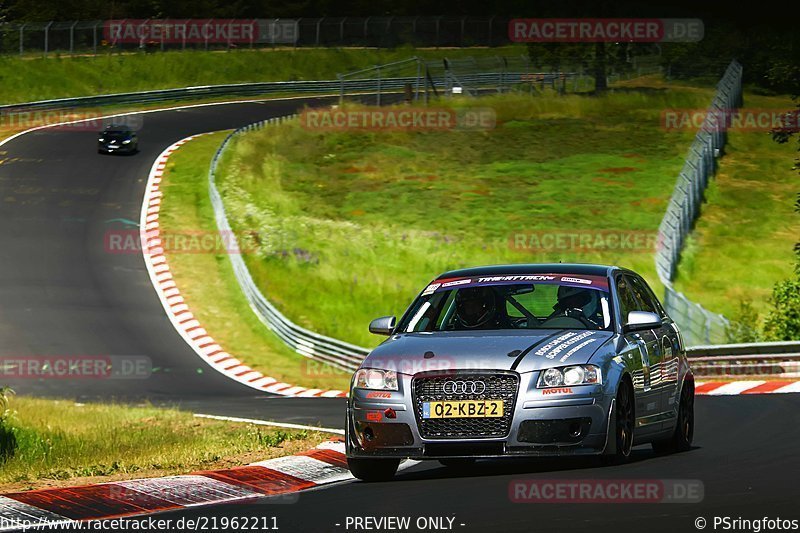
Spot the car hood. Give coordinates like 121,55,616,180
364,329,614,374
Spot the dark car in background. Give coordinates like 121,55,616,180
98,124,138,154
346,264,695,481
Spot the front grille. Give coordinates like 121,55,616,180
412,371,519,439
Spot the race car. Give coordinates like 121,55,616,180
97,124,138,154
346,264,695,481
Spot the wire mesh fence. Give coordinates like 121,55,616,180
0,17,519,55
656,59,743,346
335,55,606,106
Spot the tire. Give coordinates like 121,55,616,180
438,458,476,469
602,378,635,465
347,457,400,482
652,382,694,454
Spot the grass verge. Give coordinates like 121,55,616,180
0,395,326,493
0,46,525,104
215,84,725,347
157,132,352,390
672,93,800,318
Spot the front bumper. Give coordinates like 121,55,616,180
346,371,612,459
98,143,135,153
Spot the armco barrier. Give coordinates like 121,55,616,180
0,71,562,114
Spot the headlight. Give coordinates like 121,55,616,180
538,365,601,388
98,138,104,142
353,368,398,391
122,139,131,144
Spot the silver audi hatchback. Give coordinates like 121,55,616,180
345,264,695,481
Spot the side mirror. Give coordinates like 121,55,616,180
369,316,396,336
623,311,662,332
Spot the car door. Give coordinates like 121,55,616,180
629,274,682,426
615,274,660,433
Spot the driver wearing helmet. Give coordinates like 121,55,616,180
548,285,603,328
453,286,511,330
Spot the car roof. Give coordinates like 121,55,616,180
435,263,617,280
102,125,132,131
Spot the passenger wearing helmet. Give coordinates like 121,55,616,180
453,286,511,329
548,285,603,328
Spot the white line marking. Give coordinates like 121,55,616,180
705,381,766,395
252,455,352,484
193,413,344,435
774,381,800,393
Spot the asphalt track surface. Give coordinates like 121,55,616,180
2,97,798,532
0,97,345,429
118,395,800,533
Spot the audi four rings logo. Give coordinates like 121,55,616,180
443,380,487,394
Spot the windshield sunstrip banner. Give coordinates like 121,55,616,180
422,274,609,296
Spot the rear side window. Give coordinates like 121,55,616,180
628,275,666,318
615,275,641,324
625,275,657,314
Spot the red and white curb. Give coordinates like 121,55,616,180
695,380,800,395
0,441,357,530
139,136,346,398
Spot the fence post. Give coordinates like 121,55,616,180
19,23,25,56
414,57,421,102
44,21,53,57
93,22,98,55
376,65,381,106
70,21,78,54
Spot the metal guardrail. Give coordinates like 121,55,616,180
655,59,743,346
0,80,353,113
686,342,800,379
687,341,800,358
0,71,565,114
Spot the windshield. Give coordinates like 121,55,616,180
101,130,129,138
397,274,612,332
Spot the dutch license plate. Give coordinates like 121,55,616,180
422,400,504,419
